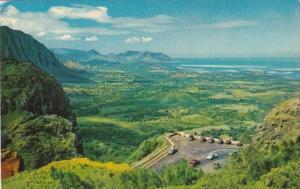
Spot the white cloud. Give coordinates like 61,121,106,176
49,5,175,32
58,34,77,41
0,5,126,41
85,35,98,42
48,5,175,32
124,36,140,43
112,15,176,32
0,4,174,42
0,4,258,44
141,37,153,42
0,5,71,36
201,20,257,29
123,36,153,44
49,5,110,23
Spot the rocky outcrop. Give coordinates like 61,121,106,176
5,114,77,170
254,98,300,144
1,150,20,179
1,59,82,173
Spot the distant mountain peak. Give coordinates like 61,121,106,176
87,49,101,56
117,50,171,62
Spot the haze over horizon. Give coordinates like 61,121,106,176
0,0,299,58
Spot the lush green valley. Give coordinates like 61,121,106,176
60,57,300,163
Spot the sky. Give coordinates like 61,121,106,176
0,0,299,58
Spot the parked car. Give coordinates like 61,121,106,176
188,135,195,141
217,139,224,144
208,137,215,143
206,153,218,160
199,136,207,142
168,148,177,155
189,159,200,167
224,139,231,144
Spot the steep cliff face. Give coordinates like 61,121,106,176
1,59,71,117
254,98,300,144
1,150,20,179
1,59,82,173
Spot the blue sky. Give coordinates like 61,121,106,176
0,0,299,57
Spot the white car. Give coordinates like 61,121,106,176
168,148,177,155
206,153,218,160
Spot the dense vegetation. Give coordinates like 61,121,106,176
1,59,71,117
1,59,81,170
3,111,77,170
2,158,132,189
2,158,203,189
128,136,165,162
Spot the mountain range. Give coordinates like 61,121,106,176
51,48,171,65
0,26,171,82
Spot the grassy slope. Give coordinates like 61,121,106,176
2,158,131,189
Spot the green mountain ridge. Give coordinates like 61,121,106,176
0,26,89,83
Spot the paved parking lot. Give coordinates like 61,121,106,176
152,135,240,172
